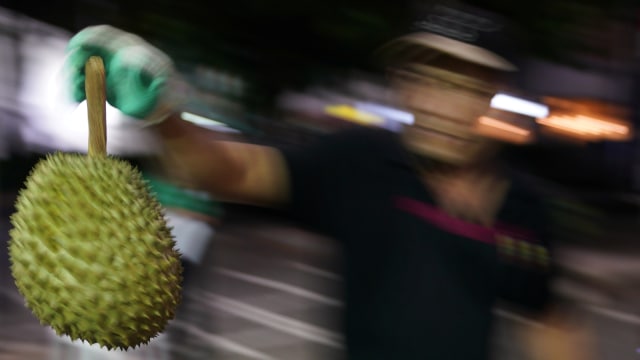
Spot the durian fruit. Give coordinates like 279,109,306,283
8,56,182,350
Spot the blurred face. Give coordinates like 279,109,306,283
393,58,504,166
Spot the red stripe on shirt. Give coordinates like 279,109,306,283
393,196,539,245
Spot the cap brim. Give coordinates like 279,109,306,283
376,33,518,72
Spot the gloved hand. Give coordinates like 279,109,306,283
65,25,190,124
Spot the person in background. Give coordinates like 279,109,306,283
64,2,593,359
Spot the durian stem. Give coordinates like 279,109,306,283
85,56,107,157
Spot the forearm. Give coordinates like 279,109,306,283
151,113,249,199
63,25,282,203
521,306,595,360
149,113,290,206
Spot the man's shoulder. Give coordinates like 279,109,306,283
325,126,398,145
504,170,549,208
285,126,401,162
327,126,404,158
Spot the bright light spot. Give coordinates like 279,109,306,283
325,105,384,125
354,102,415,125
491,94,549,118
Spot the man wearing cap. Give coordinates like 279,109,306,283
64,2,591,359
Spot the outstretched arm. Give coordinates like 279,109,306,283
152,112,292,207
65,25,292,208
520,305,595,360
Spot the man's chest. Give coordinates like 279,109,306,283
334,168,549,273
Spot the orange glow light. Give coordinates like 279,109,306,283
478,116,531,136
536,114,630,140
475,116,533,144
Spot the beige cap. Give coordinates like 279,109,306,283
376,32,518,72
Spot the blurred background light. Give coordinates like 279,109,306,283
490,93,549,118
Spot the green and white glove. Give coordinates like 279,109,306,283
65,25,191,124
144,174,224,220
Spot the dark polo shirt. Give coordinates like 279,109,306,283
282,126,552,359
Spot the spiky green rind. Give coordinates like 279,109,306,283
9,153,182,350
